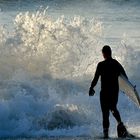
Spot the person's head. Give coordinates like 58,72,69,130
102,45,112,59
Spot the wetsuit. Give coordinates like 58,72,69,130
91,57,128,131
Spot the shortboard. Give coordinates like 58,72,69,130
119,74,140,108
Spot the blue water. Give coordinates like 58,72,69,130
0,0,140,138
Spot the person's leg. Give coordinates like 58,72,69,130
110,93,122,124
100,94,110,138
102,110,110,130
111,106,122,124
102,109,110,138
110,94,128,138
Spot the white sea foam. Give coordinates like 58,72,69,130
0,9,139,137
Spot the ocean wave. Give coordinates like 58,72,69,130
0,9,139,137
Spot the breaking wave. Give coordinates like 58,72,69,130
0,9,139,137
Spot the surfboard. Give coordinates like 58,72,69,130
119,74,140,108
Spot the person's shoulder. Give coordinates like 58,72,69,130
98,60,104,64
97,61,104,67
112,58,122,66
112,58,119,64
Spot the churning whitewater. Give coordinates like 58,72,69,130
0,1,140,138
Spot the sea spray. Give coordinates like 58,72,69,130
0,9,139,137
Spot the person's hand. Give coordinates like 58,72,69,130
89,87,95,96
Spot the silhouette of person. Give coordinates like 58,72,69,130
89,45,128,138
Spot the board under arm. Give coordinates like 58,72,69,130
119,63,128,79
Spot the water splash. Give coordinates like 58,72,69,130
0,9,139,137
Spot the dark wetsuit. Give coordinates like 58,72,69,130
91,57,128,130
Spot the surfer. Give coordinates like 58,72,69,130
89,45,128,138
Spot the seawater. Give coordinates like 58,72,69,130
0,0,140,138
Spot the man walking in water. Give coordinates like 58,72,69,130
89,45,128,138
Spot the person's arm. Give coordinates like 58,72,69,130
118,62,128,79
89,63,100,96
91,63,100,88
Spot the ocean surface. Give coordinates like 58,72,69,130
0,0,140,139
